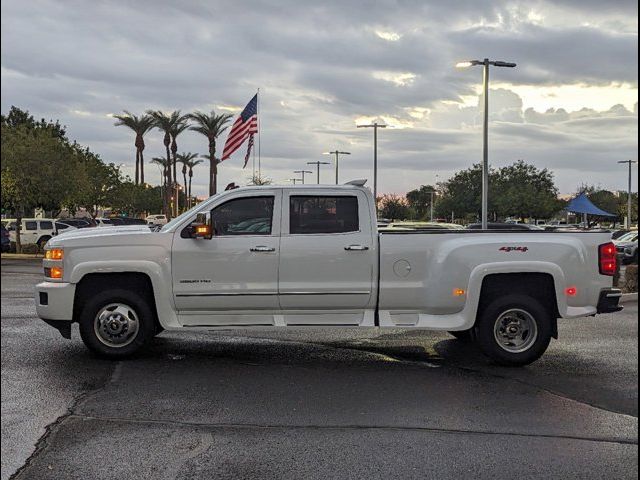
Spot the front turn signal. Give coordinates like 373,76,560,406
45,248,64,260
44,266,63,279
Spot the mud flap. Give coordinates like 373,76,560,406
42,319,72,339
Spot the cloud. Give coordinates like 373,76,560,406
1,0,637,196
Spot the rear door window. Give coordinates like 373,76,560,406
289,196,359,234
40,221,53,230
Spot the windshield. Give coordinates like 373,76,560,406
160,198,217,232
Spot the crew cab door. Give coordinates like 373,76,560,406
171,191,281,322
278,190,375,316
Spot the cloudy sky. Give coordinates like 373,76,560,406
1,0,637,197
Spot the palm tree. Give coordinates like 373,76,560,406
187,157,204,208
187,110,233,196
113,111,154,185
170,120,190,215
151,156,170,215
147,110,188,217
176,152,199,210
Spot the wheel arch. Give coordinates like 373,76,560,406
477,272,559,339
73,272,162,333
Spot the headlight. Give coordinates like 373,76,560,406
45,248,64,260
625,247,633,254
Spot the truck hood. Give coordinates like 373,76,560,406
48,225,151,247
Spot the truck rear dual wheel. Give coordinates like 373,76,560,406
79,289,155,359
474,294,552,366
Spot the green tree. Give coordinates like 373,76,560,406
151,156,170,214
109,182,163,217
176,152,199,211
435,164,491,222
493,160,562,221
379,194,410,220
435,161,563,223
1,105,67,140
406,185,438,220
113,111,154,185
1,121,86,251
186,157,204,209
187,110,233,196
169,120,190,214
77,150,122,217
147,110,186,217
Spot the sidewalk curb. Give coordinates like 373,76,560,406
1,254,43,260
620,293,638,304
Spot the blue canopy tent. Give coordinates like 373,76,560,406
566,194,616,217
566,193,616,227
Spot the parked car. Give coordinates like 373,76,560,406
611,229,630,240
145,214,168,226
36,180,622,366
388,221,464,231
614,231,639,264
54,221,79,236
1,224,10,252
110,217,147,226
7,218,57,249
467,223,544,230
94,218,115,227
56,219,92,229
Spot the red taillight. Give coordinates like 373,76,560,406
598,242,617,276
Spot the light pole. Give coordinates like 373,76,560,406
294,170,312,184
456,59,516,229
427,190,435,222
289,178,300,185
307,161,330,184
618,160,637,228
357,122,387,208
323,151,351,184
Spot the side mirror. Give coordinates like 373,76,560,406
190,213,212,239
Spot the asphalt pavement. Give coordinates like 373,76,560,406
1,258,638,479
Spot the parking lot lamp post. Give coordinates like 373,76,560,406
456,59,516,229
357,122,387,209
428,190,435,222
618,160,637,228
307,161,331,184
323,151,351,184
293,170,312,184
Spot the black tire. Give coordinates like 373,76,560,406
37,236,51,251
79,289,155,359
448,329,474,341
474,294,552,366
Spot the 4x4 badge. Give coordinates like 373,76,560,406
499,246,528,252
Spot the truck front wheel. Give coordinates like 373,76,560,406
475,294,552,366
79,289,155,358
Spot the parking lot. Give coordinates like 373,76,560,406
1,258,638,479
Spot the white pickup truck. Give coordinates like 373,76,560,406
35,180,623,366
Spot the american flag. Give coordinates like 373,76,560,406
221,94,258,163
243,134,254,168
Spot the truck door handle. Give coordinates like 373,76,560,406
345,245,369,251
250,246,276,252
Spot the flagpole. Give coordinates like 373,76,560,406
257,88,261,178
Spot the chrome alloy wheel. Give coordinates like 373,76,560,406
493,308,538,354
94,303,140,348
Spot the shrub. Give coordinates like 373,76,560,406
623,265,638,293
